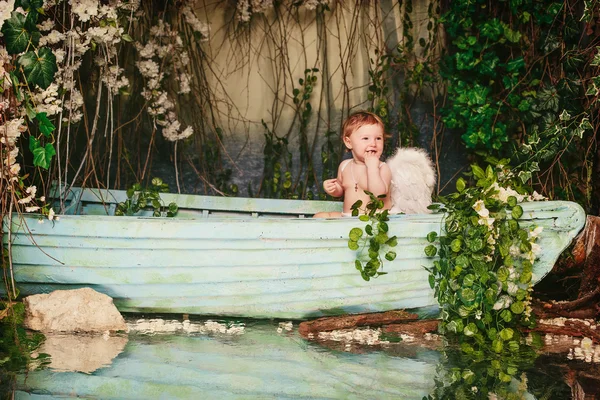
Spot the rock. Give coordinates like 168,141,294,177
24,288,127,333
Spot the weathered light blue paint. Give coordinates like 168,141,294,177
2,187,586,319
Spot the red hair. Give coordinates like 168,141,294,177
341,111,387,141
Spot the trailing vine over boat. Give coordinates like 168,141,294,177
424,163,547,353
348,191,397,281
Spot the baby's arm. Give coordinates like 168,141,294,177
365,154,392,197
323,164,344,198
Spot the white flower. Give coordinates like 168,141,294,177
136,41,156,59
37,18,55,31
39,29,66,46
25,206,40,212
86,25,124,45
136,60,160,78
0,118,25,146
489,182,526,203
178,72,191,94
493,295,513,310
48,208,55,220
473,200,489,217
70,0,99,22
183,6,210,40
0,0,15,29
478,216,495,230
528,191,546,201
304,0,329,10
509,244,521,257
507,282,519,296
9,163,20,175
529,226,543,238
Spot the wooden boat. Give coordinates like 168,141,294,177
2,187,586,319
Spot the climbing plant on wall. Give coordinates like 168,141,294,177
439,0,600,212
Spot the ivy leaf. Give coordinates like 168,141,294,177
492,339,503,353
426,231,438,243
36,112,55,137
424,245,437,257
348,240,359,251
471,164,485,179
32,142,56,169
385,251,396,261
504,26,522,43
460,288,476,304
456,177,466,192
450,239,462,252
1,12,41,54
18,47,58,89
463,322,478,336
349,227,363,242
29,135,39,153
510,301,525,314
499,327,514,340
386,236,398,247
511,205,523,219
17,0,44,10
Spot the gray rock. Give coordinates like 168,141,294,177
24,288,127,333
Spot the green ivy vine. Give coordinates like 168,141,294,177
348,192,397,281
1,1,59,170
424,163,544,353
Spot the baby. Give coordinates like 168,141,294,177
314,111,392,218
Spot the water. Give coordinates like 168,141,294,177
3,317,596,399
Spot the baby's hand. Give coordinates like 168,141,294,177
364,151,380,169
323,179,342,197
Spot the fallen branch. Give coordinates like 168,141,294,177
382,320,439,335
298,310,419,337
525,320,600,343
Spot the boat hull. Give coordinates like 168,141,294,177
2,192,586,319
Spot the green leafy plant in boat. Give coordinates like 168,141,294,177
115,178,178,217
348,191,398,281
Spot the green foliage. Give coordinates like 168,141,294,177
320,129,340,199
424,164,542,352
260,120,293,199
348,192,397,281
425,341,544,400
440,0,599,211
292,68,318,198
115,177,178,217
2,4,59,171
18,47,58,89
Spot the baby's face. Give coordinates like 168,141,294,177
343,124,384,162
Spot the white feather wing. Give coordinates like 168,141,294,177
387,148,436,214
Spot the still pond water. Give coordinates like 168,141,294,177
3,316,597,399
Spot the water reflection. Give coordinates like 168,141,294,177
9,318,592,399
32,333,128,374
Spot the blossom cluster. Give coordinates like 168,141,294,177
135,20,193,141
235,0,330,22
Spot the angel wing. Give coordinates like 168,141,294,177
387,147,436,214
